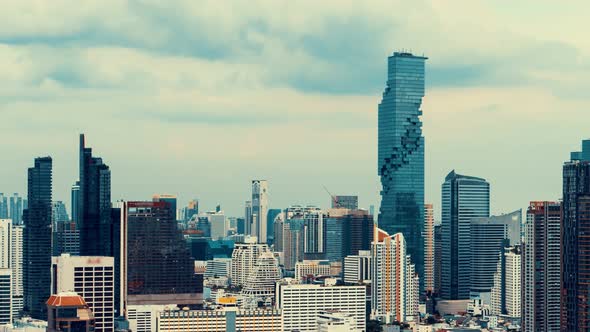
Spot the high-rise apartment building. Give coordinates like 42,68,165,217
344,250,371,285
78,134,113,257
230,238,271,287
23,156,52,319
470,210,521,300
9,194,24,225
562,139,590,331
332,196,358,210
0,219,11,268
11,225,23,317
251,180,269,243
124,201,203,305
491,246,521,318
266,208,281,246
52,201,69,225
521,201,561,332
370,228,419,324
433,224,442,295
441,170,490,300
241,252,281,308
424,204,434,293
378,52,427,289
276,280,366,332
51,254,115,331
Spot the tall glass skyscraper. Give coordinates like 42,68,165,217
78,134,113,256
378,51,427,287
440,170,489,300
23,157,52,319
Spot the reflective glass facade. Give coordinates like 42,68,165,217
378,52,426,287
23,157,52,319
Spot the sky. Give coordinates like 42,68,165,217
1,1,589,218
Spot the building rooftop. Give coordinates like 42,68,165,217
46,292,87,307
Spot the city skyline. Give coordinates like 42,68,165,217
1,2,589,218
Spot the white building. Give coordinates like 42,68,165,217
344,250,371,285
251,180,269,243
51,254,115,332
0,269,12,325
295,260,332,280
491,246,521,317
205,258,232,278
276,281,366,332
230,238,271,287
0,220,11,268
157,308,282,332
201,211,228,240
371,228,419,324
10,225,23,318
241,252,281,308
127,304,175,332
317,311,359,332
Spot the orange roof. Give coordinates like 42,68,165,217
46,293,87,307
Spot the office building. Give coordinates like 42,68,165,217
46,292,95,332
127,304,172,332
11,225,23,317
207,211,228,240
51,254,114,331
52,201,69,225
344,250,371,285
205,258,232,278
241,252,281,308
371,228,418,324
441,170,490,300
332,196,358,210
23,156,52,319
295,260,332,280
158,308,282,332
377,52,427,290
470,210,521,300
304,210,325,258
283,218,305,270
434,224,442,295
250,180,269,243
0,220,11,268
230,238,271,287
236,217,245,235
522,201,561,332
563,139,590,330
152,194,177,221
490,246,521,318
317,311,359,332
71,182,80,224
276,280,366,332
424,203,434,293
9,194,24,225
345,209,374,257
266,209,281,246
125,201,203,305
0,269,11,325
52,221,80,256
0,195,7,219
78,134,113,257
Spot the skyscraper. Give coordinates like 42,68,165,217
433,224,442,295
11,225,23,317
304,209,325,258
377,52,427,288
0,194,7,219
230,237,272,287
152,194,177,221
251,180,269,243
424,203,435,293
441,170,490,300
78,134,113,257
23,156,52,319
490,246,521,318
125,201,203,305
71,182,80,224
9,193,24,225
266,208,281,246
0,269,11,325
52,201,69,226
522,201,561,332
244,200,252,236
470,210,521,300
0,219,11,268
562,139,590,331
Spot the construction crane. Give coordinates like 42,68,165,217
322,185,339,208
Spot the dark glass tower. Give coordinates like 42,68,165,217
562,139,590,331
378,51,427,288
440,170,489,300
23,157,52,319
79,134,113,256
126,201,203,305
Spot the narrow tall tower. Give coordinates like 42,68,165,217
251,180,269,244
377,52,427,289
23,156,52,319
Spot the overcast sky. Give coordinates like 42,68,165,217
1,1,589,218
